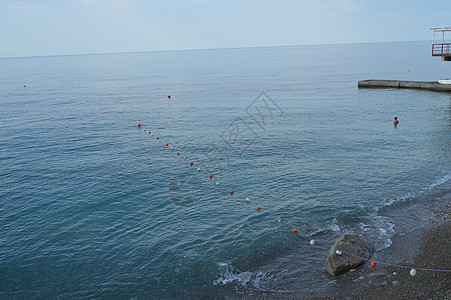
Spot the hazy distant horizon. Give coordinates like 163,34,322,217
1,0,449,58
0,39,431,60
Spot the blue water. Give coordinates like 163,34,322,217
1,41,450,298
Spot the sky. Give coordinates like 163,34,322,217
0,0,450,58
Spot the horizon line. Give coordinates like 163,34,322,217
0,39,429,60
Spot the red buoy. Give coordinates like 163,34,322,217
256,206,261,210
230,190,234,194
137,123,141,127
177,152,180,155
209,174,213,178
166,144,168,146
292,228,297,233
190,162,193,166
371,261,376,268
168,95,171,99
149,131,151,134
156,137,159,139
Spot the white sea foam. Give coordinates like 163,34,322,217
359,215,395,250
328,218,341,232
424,170,451,191
213,262,252,287
354,172,450,252
380,170,451,209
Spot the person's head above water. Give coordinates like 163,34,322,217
393,116,399,125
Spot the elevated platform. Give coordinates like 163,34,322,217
431,27,451,61
358,80,451,92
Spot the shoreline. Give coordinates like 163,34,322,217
320,192,451,299
219,191,450,299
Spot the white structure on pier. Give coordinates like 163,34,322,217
432,27,451,61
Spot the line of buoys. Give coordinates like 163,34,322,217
136,121,451,276
334,247,451,275
138,122,238,197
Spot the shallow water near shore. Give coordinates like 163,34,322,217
0,41,450,298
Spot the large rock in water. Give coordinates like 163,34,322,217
325,234,371,276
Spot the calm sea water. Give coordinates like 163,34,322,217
1,41,450,298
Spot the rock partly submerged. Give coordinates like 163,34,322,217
325,234,371,276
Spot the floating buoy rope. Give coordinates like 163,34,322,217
135,121,451,275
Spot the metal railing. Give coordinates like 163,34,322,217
432,43,451,56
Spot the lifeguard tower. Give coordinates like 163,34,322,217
358,28,451,90
431,27,451,61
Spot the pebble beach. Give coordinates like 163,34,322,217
322,192,451,299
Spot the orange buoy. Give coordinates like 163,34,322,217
292,228,297,233
371,261,376,268
168,95,171,99
177,152,180,155
137,123,141,127
256,206,261,210
230,190,234,194
209,174,213,178
149,131,151,134
166,144,168,146
190,162,193,166
156,137,159,139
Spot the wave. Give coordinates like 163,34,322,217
213,262,254,287
424,170,451,191
381,170,451,209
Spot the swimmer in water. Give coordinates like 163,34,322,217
393,116,399,126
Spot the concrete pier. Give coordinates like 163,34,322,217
358,80,451,92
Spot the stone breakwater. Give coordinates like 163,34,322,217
358,80,451,92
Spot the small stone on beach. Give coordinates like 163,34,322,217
381,281,388,287
359,276,364,280
368,280,372,286
350,269,356,272
367,273,386,280
392,280,400,286
397,259,410,265
392,272,397,276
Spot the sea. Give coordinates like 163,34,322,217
0,41,450,299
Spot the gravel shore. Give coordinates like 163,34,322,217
223,193,450,299
321,194,451,300
323,221,451,299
